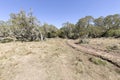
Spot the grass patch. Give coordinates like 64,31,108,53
89,57,107,66
77,38,89,44
106,44,119,51
115,68,120,74
106,44,120,51
0,38,13,43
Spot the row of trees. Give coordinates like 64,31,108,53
59,15,120,39
0,10,58,41
0,10,120,42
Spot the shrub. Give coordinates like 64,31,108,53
47,31,58,38
10,10,42,41
58,30,66,38
105,29,120,37
78,38,89,44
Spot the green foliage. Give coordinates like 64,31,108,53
10,10,41,41
47,31,58,38
105,29,120,37
78,38,89,44
58,30,66,38
88,26,105,38
0,10,120,42
41,23,58,38
76,16,94,28
0,21,11,37
94,16,104,27
78,26,105,38
59,22,78,39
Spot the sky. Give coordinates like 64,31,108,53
0,0,120,28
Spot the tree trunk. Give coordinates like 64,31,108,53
40,33,43,41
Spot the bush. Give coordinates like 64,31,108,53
105,29,120,37
47,31,58,38
79,27,105,38
58,30,66,38
78,38,89,44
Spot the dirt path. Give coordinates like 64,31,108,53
67,40,120,68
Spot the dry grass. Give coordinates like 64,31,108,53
0,38,120,80
80,38,120,55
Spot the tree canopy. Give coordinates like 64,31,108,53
0,10,120,42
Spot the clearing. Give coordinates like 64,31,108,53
0,38,120,80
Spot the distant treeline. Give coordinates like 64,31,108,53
0,10,120,41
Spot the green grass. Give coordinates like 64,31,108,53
89,57,107,66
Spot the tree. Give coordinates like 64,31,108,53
87,26,105,38
94,16,105,27
104,15,114,29
59,22,78,39
112,14,120,28
41,23,58,38
0,20,10,37
76,16,94,28
105,29,120,38
10,10,41,41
